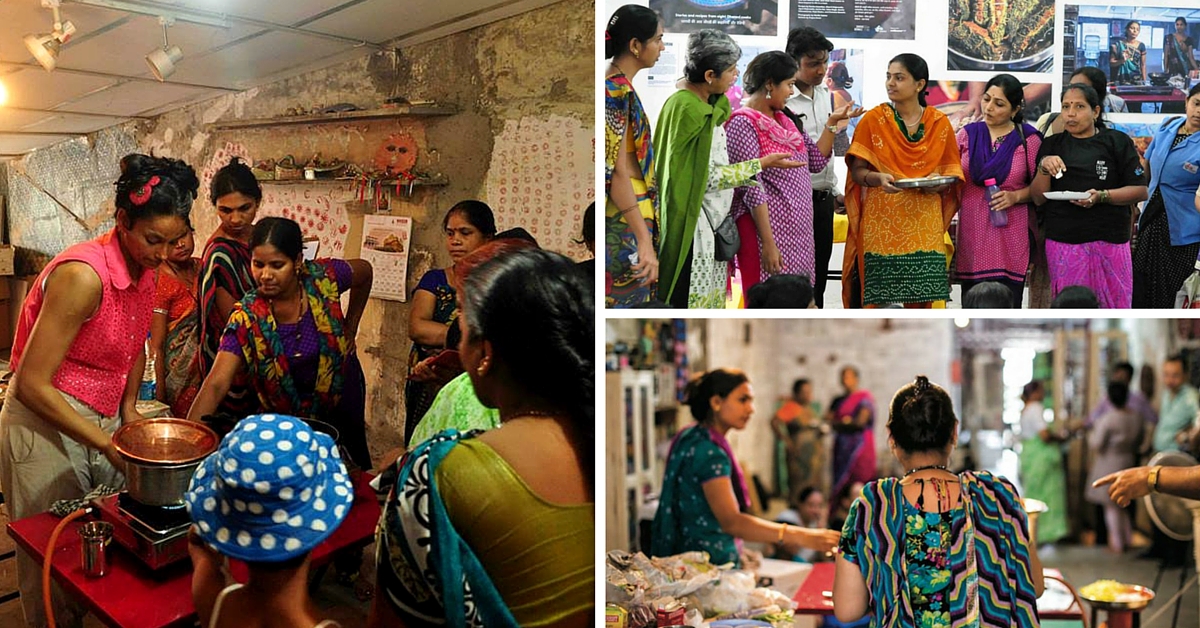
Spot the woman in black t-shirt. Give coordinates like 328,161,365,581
1031,83,1148,308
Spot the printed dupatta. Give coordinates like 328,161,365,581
198,236,254,372
225,259,347,417
845,471,1040,628
377,428,518,627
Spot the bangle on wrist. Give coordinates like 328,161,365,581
619,204,640,216
1149,465,1162,493
777,523,788,544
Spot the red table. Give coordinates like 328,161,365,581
793,562,1083,620
1110,88,1186,113
7,473,381,628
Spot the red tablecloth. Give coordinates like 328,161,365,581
7,473,381,628
793,562,1082,620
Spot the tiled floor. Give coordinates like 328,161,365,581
0,504,372,627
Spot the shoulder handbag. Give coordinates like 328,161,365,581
701,201,739,262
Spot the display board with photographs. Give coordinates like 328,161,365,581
1062,5,1200,114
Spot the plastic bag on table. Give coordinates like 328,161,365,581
693,570,759,616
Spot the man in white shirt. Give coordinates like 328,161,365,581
784,27,839,308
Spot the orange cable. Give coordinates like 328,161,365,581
42,508,90,628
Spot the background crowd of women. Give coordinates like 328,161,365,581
604,4,1200,310
0,152,595,626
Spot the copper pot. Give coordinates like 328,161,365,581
112,418,219,507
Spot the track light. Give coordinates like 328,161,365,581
24,0,76,72
145,16,181,81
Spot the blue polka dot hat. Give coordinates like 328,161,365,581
185,414,355,562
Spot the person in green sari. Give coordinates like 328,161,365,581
1018,380,1068,544
655,29,800,308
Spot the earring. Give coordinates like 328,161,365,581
476,357,489,377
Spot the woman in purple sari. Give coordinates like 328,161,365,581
825,366,877,507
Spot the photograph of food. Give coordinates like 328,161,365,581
363,228,407,253
926,80,1053,133
948,0,1055,71
1106,121,1155,158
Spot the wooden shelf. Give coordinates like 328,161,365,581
258,174,449,187
208,105,456,130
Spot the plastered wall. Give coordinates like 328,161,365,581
5,0,595,461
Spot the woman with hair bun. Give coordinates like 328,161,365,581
651,368,839,566
605,4,664,307
0,153,198,626
198,156,263,415
372,248,594,626
833,376,1044,627
188,217,374,471
405,200,496,445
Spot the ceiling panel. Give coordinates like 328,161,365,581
58,81,214,116
165,31,351,88
0,109,116,133
58,14,264,82
168,0,358,28
0,136,76,154
304,0,451,44
0,69,119,111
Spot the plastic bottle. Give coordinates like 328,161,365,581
139,336,156,401
985,178,1008,227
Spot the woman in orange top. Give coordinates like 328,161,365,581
842,54,963,308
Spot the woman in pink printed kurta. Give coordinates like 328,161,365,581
953,75,1043,308
725,52,838,301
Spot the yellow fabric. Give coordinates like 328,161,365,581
841,104,964,307
831,216,953,307
434,439,594,626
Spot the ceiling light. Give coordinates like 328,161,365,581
145,16,181,81
24,0,76,72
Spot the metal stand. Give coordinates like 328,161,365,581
1149,538,1192,628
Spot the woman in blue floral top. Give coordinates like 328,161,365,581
834,376,1044,628
651,369,839,566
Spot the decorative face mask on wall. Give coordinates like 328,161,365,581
373,133,418,177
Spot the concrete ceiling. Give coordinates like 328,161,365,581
0,0,560,156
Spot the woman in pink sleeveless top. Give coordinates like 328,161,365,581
0,154,198,627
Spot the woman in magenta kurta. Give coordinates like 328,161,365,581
726,51,840,300
953,74,1042,308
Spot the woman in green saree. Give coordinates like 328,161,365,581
654,29,801,309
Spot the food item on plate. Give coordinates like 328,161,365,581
1080,580,1149,603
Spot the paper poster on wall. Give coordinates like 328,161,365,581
649,0,779,36
828,48,864,156
1064,5,1200,114
790,0,914,40
1107,121,1158,158
646,39,683,87
925,80,1053,133
947,0,1054,72
725,43,771,109
359,214,412,302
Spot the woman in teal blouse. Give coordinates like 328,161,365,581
651,368,838,565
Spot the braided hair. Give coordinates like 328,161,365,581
888,375,957,453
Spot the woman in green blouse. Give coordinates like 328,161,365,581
651,368,839,565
